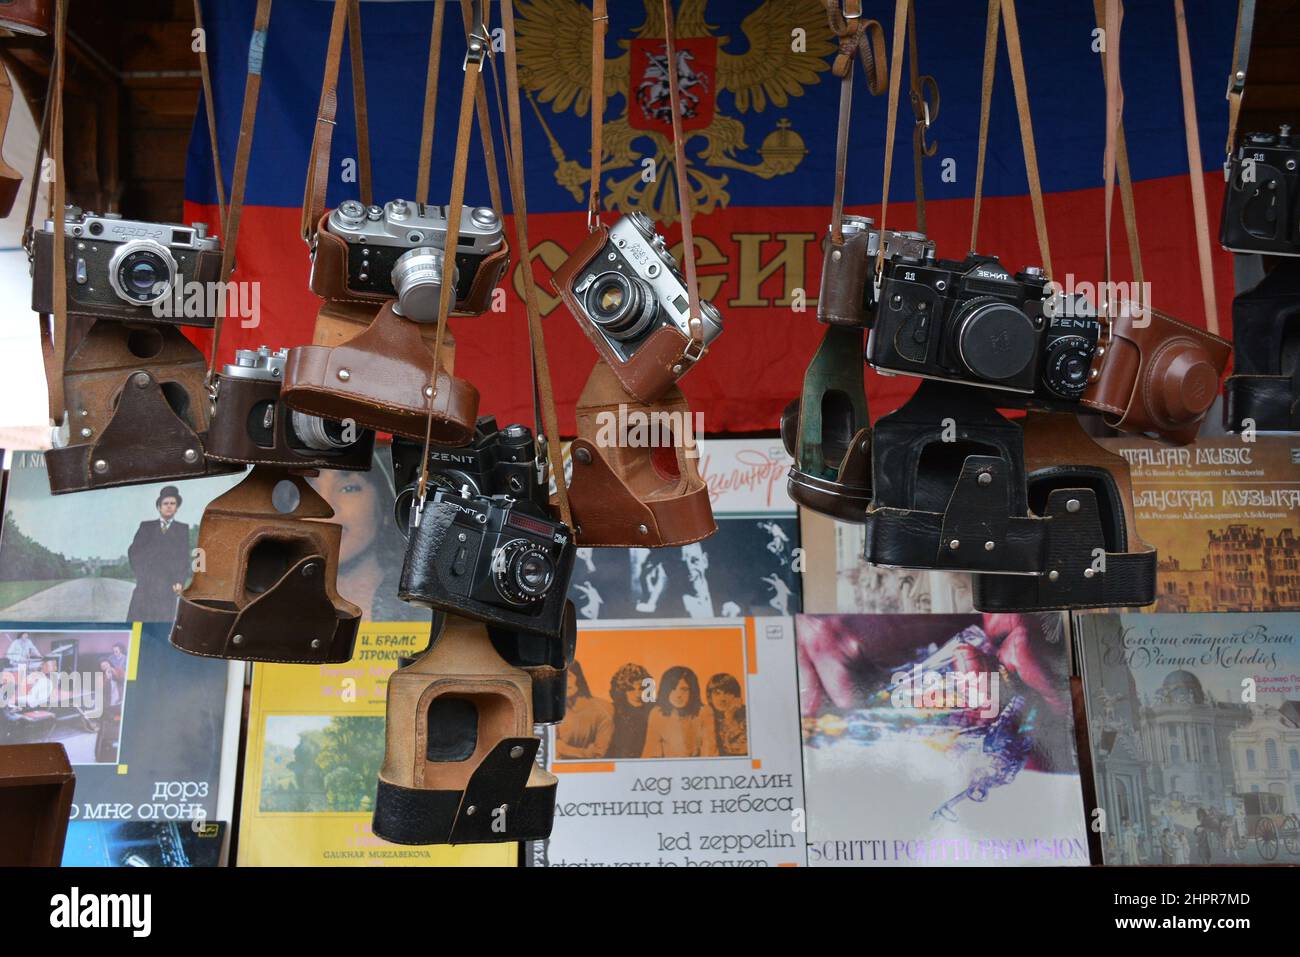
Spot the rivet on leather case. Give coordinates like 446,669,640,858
372,615,558,845
43,321,242,495
169,466,361,664
563,358,716,548
782,325,873,522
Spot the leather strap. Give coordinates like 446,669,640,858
46,0,67,424
501,0,572,528
208,0,273,381
193,0,227,233
346,0,372,208
1093,0,1143,318
301,0,373,242
1173,0,1219,336
416,1,446,205
824,1,886,244
968,0,1051,277
872,0,908,283
587,0,607,230
662,0,704,349
1225,0,1254,155
460,0,505,231
415,0,488,511
907,2,938,234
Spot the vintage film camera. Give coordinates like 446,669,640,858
1220,126,1300,256
867,252,1101,403
816,214,935,327
391,416,547,525
31,206,223,326
206,346,375,470
553,212,724,403
310,199,507,320
399,486,575,641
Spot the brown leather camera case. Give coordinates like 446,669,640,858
170,467,361,664
372,615,558,845
0,743,74,866
564,358,715,547
30,229,224,328
282,300,478,443
206,369,375,470
1082,307,1231,445
309,211,509,319
0,0,51,35
44,321,240,494
552,225,706,405
311,298,459,370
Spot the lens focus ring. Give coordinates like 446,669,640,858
584,271,658,341
493,538,554,605
107,240,178,306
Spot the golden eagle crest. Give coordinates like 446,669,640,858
516,0,834,223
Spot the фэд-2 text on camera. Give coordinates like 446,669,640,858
31,206,223,326
553,212,724,404
206,346,376,470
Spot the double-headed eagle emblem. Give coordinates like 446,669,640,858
516,0,835,223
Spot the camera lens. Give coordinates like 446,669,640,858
585,271,658,341
108,240,177,305
290,410,357,451
1043,335,1097,400
494,538,554,604
953,297,1037,385
392,246,458,322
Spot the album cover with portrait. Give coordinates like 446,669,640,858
796,613,1089,866
0,621,242,865
531,617,807,867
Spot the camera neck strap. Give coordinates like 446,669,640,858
414,0,491,517
1094,0,1143,323
206,0,273,382
501,0,572,528
415,1,505,214
1225,0,1254,157
872,0,908,284
301,0,373,243
1173,0,1219,336
39,0,68,425
586,0,607,231
907,2,939,235
967,0,1051,278
194,0,228,235
824,0,887,245
661,0,704,347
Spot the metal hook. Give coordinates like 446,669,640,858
463,0,488,71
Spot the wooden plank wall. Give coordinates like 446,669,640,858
4,0,202,224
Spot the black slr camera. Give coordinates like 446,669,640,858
399,486,576,643
1221,126,1300,256
867,252,1100,402
391,416,547,528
